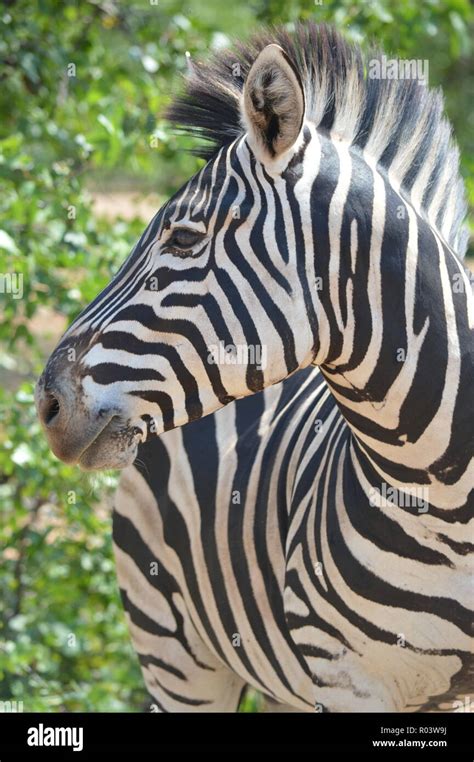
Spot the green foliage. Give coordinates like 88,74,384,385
0,0,472,713
0,383,144,710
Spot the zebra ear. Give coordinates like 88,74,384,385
241,44,305,163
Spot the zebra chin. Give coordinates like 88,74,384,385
77,429,141,472
50,418,143,472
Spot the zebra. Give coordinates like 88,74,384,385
35,23,473,713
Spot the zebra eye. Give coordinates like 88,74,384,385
166,227,205,253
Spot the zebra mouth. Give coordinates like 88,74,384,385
78,417,146,471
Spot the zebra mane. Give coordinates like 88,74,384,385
166,22,468,258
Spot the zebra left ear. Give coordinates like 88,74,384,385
241,44,305,163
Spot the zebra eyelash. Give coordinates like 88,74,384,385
162,227,207,257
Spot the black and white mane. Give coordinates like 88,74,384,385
167,22,468,257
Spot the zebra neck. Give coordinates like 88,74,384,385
319,336,472,513
311,189,473,512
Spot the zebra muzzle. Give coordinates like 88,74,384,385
35,376,119,466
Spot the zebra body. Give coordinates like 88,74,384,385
36,24,473,712
114,364,472,712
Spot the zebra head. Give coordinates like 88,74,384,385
36,25,469,473
36,43,318,469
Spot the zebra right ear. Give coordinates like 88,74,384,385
241,44,305,164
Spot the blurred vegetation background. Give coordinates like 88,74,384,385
0,0,472,712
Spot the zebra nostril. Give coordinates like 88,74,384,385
42,392,61,427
